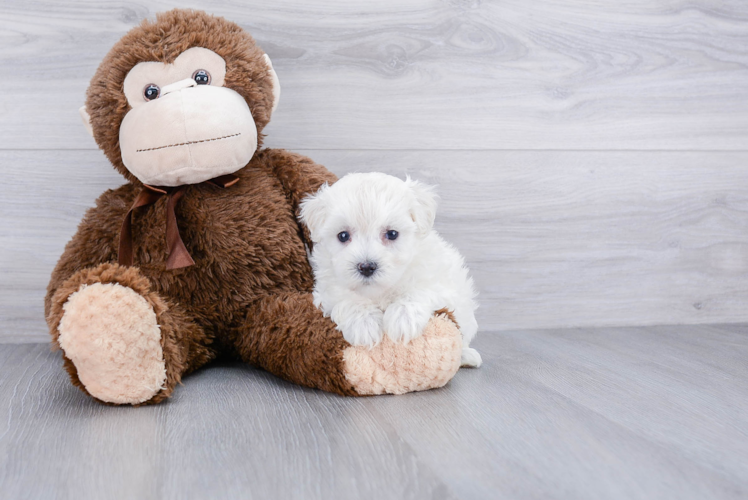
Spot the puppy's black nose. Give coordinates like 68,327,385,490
357,261,378,277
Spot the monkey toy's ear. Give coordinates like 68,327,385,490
78,106,94,137
263,54,281,114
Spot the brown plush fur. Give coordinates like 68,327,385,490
45,147,350,401
238,292,357,395
46,9,460,404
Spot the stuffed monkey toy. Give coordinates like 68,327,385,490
45,9,463,405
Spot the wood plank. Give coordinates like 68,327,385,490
2,325,747,499
1,0,747,150
3,149,748,341
492,324,748,486
368,325,748,499
0,345,457,500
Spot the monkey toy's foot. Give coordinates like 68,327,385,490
342,312,463,395
57,281,167,405
48,263,210,406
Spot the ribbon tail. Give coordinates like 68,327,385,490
118,187,165,267
164,186,195,270
118,209,135,267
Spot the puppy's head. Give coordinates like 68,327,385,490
300,173,438,295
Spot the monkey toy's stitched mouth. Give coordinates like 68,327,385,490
135,132,242,153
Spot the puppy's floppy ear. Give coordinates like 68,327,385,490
405,176,438,236
299,183,331,241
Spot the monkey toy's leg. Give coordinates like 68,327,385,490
236,292,463,396
46,263,214,405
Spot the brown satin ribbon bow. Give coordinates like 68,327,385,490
118,174,239,270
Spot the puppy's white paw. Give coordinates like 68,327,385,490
461,347,482,368
337,309,384,347
384,301,433,344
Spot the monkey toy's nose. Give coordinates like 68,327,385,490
160,78,198,97
357,261,378,277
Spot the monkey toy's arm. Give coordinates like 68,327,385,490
237,292,464,396
257,148,338,250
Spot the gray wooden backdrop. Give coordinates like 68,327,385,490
2,0,748,342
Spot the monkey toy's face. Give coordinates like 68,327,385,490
79,11,281,187
117,47,278,186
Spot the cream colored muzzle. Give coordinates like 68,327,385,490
119,80,258,186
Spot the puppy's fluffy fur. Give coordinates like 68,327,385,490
300,173,481,367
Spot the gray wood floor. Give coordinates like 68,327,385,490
1,324,746,500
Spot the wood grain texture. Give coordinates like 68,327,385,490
3,149,748,342
0,0,747,150
2,1,748,338
1,325,747,499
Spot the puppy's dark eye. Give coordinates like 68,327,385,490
192,69,211,85
143,84,160,101
338,231,350,243
385,230,399,241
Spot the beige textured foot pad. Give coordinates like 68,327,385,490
342,314,462,395
58,283,166,404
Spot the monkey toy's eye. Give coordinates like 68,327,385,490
192,69,211,85
385,230,399,241
337,231,350,243
143,84,160,101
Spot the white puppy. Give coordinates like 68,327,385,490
300,172,481,368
